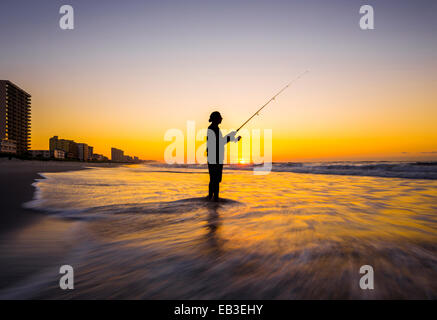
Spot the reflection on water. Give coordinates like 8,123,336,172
2,164,437,299
205,203,222,258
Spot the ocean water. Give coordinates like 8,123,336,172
154,161,437,180
2,162,437,299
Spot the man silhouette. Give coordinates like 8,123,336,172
207,111,241,201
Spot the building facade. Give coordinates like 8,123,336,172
111,147,124,162
77,143,89,161
0,138,17,154
31,150,50,159
0,80,31,154
49,136,78,159
88,146,94,161
54,149,66,159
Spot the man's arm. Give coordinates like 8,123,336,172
224,131,241,144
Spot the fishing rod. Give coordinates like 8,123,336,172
236,70,309,133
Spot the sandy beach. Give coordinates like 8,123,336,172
0,159,121,232
0,159,124,293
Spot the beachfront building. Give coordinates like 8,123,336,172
0,80,31,155
77,143,89,161
0,138,17,154
88,146,94,161
92,153,108,161
111,147,124,162
123,155,133,162
49,136,78,159
31,150,50,159
54,149,65,159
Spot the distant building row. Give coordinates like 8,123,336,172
111,147,139,163
45,136,108,161
0,80,141,163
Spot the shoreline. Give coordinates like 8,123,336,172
0,159,123,234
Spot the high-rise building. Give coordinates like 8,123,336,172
0,80,31,154
88,146,94,161
77,143,89,161
111,147,124,162
49,136,78,159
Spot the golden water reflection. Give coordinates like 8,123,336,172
17,165,437,299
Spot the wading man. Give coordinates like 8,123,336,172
207,111,241,201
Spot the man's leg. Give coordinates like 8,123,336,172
208,182,214,200
213,164,223,201
213,182,220,202
207,164,214,200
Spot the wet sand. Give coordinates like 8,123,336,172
0,159,123,292
0,159,121,232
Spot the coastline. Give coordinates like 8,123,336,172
0,159,123,233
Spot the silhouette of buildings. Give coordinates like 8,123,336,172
77,143,89,161
49,136,99,161
111,147,124,162
0,80,31,154
92,153,108,161
88,146,93,161
47,137,139,162
111,147,139,163
0,80,141,162
49,136,78,159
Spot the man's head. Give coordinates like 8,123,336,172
209,111,222,125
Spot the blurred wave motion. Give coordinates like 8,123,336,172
1,162,436,299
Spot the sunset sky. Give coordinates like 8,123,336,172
1,0,436,161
